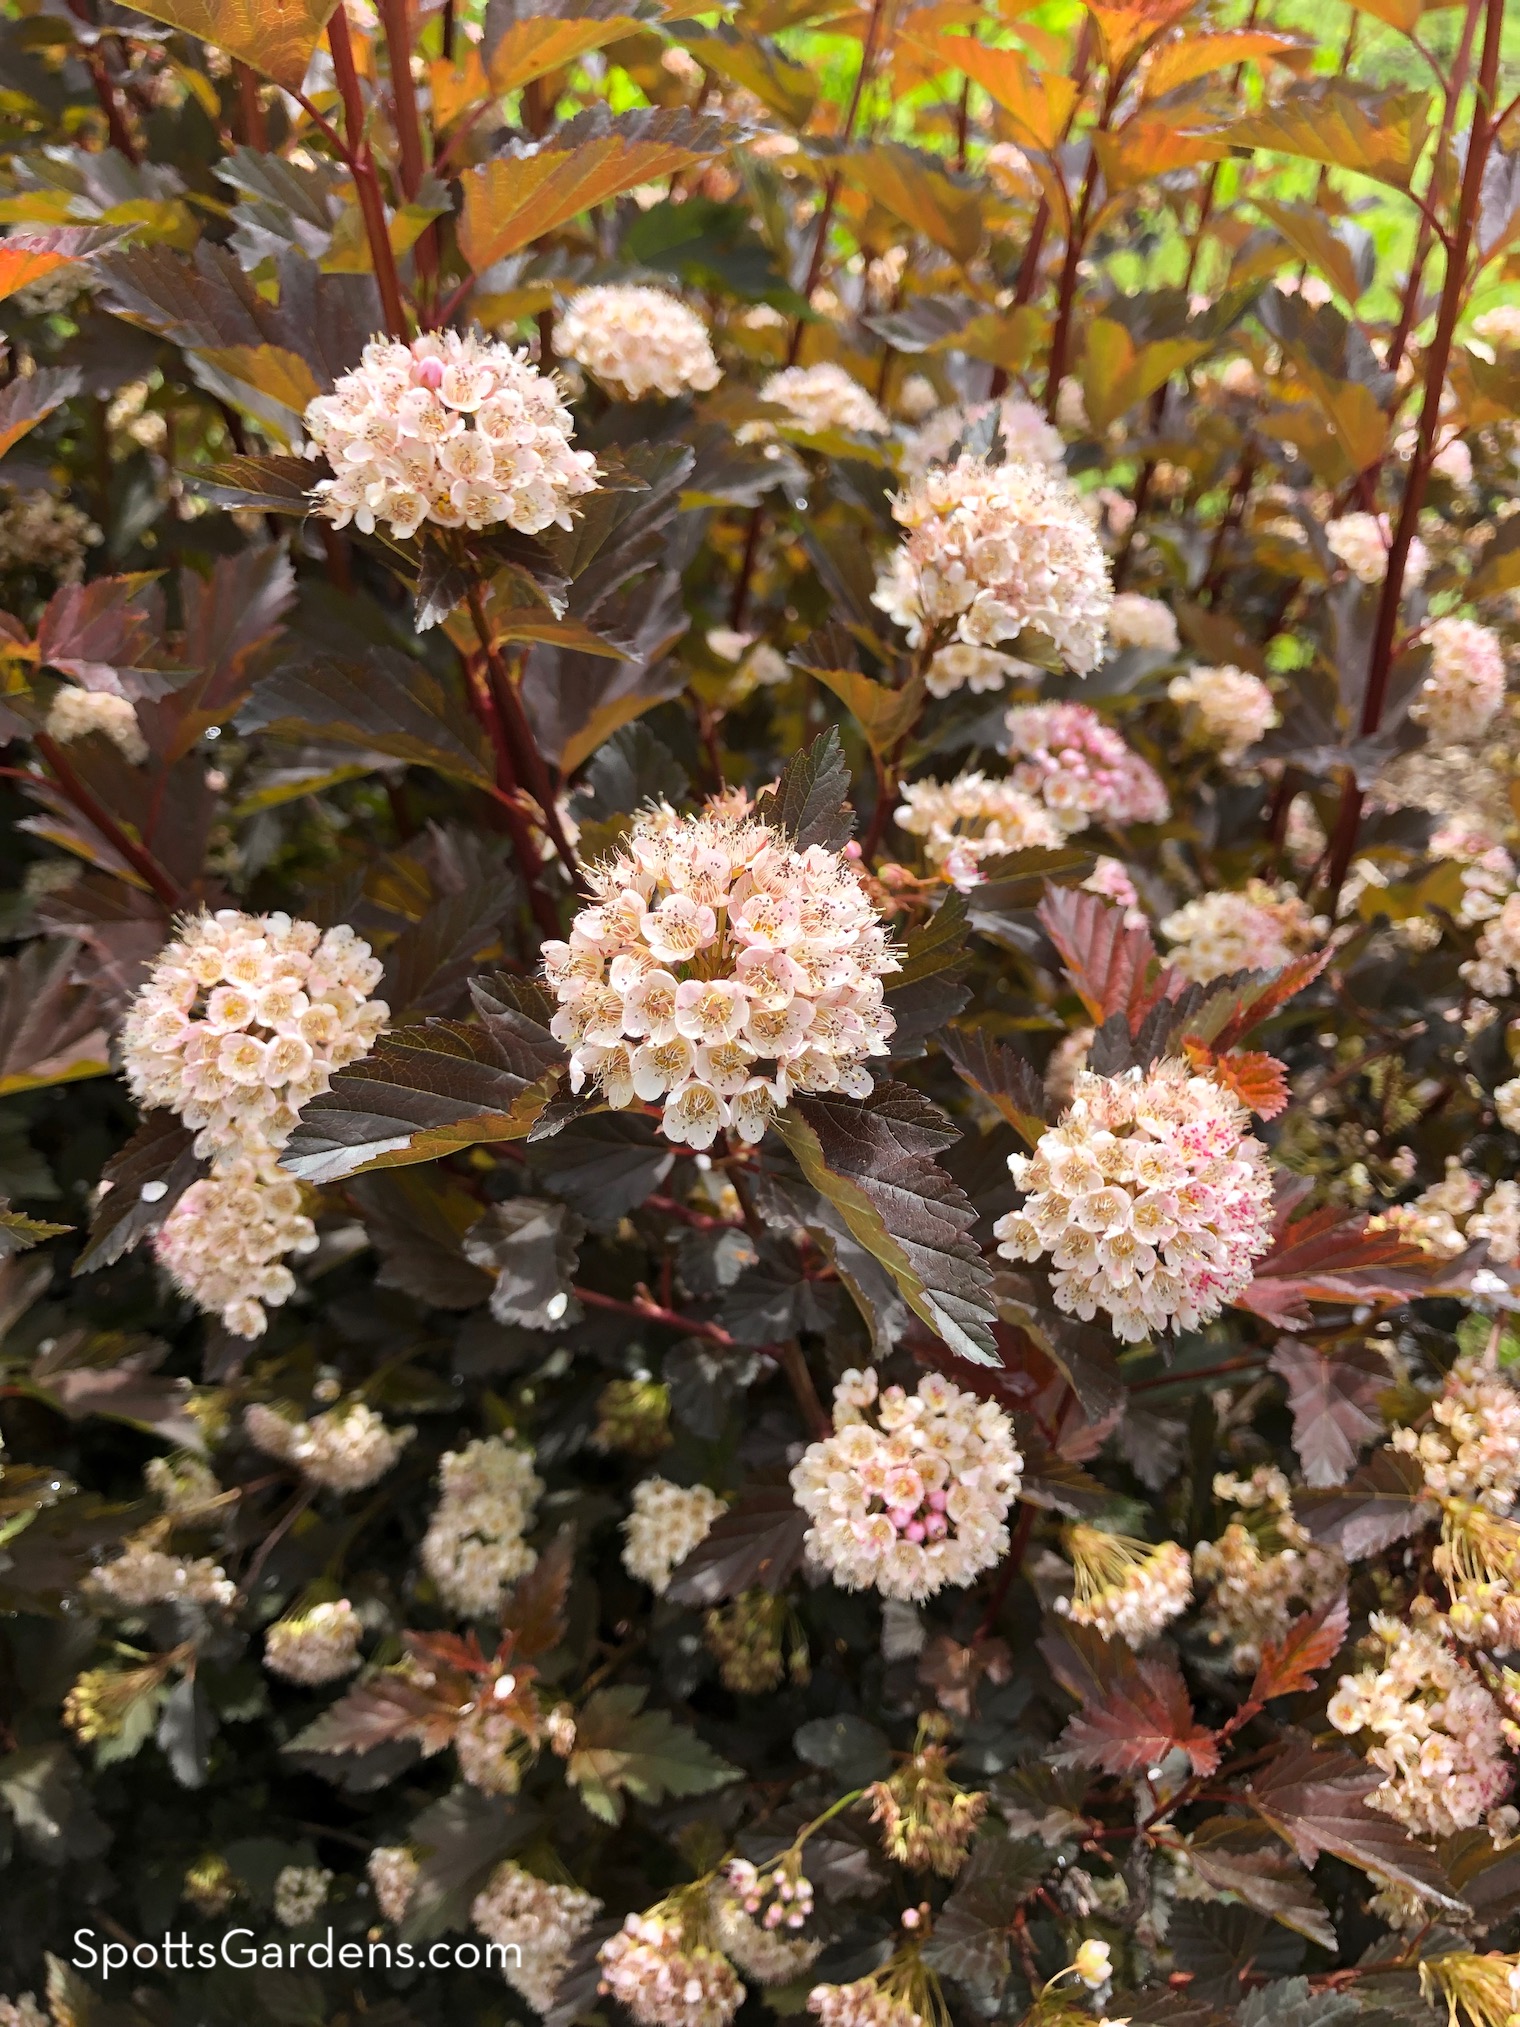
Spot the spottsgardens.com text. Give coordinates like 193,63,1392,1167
70,1928,522,1980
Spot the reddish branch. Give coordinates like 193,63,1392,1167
327,8,409,337
1325,0,1507,902
376,0,439,292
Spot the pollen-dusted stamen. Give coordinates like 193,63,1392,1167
1058,1524,1193,1648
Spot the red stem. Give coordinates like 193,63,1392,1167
1385,0,1483,380
327,9,409,338
376,0,439,291
1325,0,1505,903
34,735,184,910
235,60,267,151
465,580,583,888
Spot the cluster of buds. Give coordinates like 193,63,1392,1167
263,1598,364,1685
421,1435,542,1618
723,1854,815,1932
704,1589,808,1694
471,1860,605,2014
244,1399,414,1494
598,1895,744,2027
866,1735,988,1876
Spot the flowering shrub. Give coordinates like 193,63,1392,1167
6,3,1520,2026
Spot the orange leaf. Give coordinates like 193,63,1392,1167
899,31,1076,150
1249,1593,1349,1704
1184,1041,1290,1119
428,47,489,130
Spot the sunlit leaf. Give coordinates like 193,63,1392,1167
0,368,81,462
121,0,342,91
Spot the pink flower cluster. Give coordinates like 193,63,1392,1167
543,798,898,1149
1411,617,1507,746
304,329,598,540
995,1061,1276,1341
1003,702,1170,831
789,1368,1022,1602
598,1909,743,2027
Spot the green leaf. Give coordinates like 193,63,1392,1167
566,1685,740,1825
0,1203,71,1258
753,725,855,851
771,1082,999,1365
237,647,495,790
1080,319,1209,433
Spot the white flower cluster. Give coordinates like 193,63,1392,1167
1385,1158,1484,1261
45,687,146,764
120,909,389,1337
123,911,387,1163
471,1861,603,2014
0,1996,48,2027
761,363,888,435
923,642,1030,699
1327,1607,1513,1838
1430,822,1515,926
809,1980,924,2027
1107,593,1179,654
304,329,598,540
1326,512,1429,589
146,1454,221,1514
1473,1181,1520,1265
1392,1357,1520,1514
1475,306,1520,352
543,797,899,1150
244,1400,413,1494
1464,895,1520,998
90,1527,235,1609
0,487,100,581
155,1157,318,1342
273,1865,331,1929
901,396,1064,477
622,1476,726,1594
1167,665,1279,764
1057,1524,1193,1647
421,1435,542,1619
873,455,1113,674
894,772,1063,885
368,1846,418,1924
1161,881,1324,984
1193,1467,1347,1674
710,1894,820,1986
1003,702,1170,831
996,1061,1276,1341
598,1907,743,2027
263,1598,364,1684
789,1367,1022,1603
455,1702,532,1796
556,284,721,401
1411,618,1508,745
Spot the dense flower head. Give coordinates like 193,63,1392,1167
1326,511,1429,588
146,1454,222,1515
901,395,1064,477
542,796,899,1148
1384,1157,1484,1260
1057,1524,1192,1646
556,284,721,400
1391,1357,1520,1515
45,686,146,764
704,1589,805,1694
809,1978,925,2027
274,1865,330,1929
244,1399,414,1493
894,772,1064,885
367,1846,418,1925
1167,665,1279,764
421,1435,542,1618
761,362,888,434
121,909,387,1166
1326,1606,1513,1838
1435,1500,1520,1653
721,1854,814,1933
1194,1467,1346,1673
263,1598,363,1684
873,455,1113,673
789,1367,1022,1602
709,1889,821,1985
0,486,100,581
1003,702,1170,830
1474,1182,1520,1266
1411,618,1507,745
598,1904,743,2027
1474,306,1520,352
995,1061,1275,1341
1463,895,1520,998
89,1525,234,1609
1161,881,1324,984
472,1860,603,2013
154,1153,317,1339
304,328,598,539
1107,593,1179,654
923,642,1029,698
1430,820,1515,925
622,1476,726,1593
